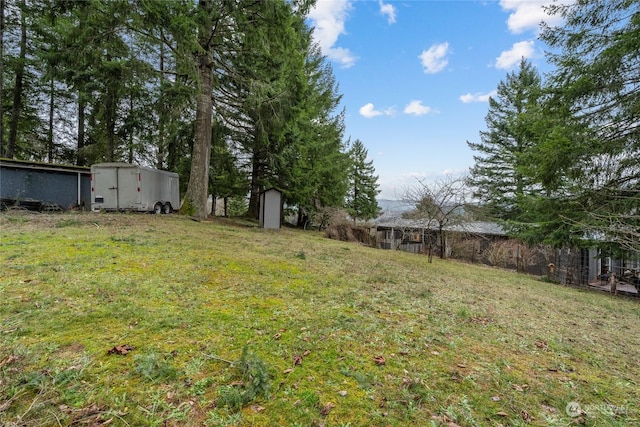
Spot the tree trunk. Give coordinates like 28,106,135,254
7,7,26,158
248,153,263,219
77,95,86,166
439,226,446,259
47,76,54,162
0,0,5,156
182,52,213,219
105,67,116,162
127,96,134,163
156,33,165,168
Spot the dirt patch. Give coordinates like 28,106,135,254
56,342,86,357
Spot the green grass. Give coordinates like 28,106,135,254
0,212,638,426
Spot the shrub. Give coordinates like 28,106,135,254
216,347,272,412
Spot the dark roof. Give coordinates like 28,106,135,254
0,158,90,174
374,214,506,236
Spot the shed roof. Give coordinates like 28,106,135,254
0,158,90,174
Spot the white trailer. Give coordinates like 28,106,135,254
91,163,179,213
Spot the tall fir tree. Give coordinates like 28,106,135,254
345,139,380,223
278,35,349,227
528,0,640,251
467,58,542,221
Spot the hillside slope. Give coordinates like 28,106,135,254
1,213,638,426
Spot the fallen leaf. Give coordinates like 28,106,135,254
373,355,386,365
521,410,532,421
470,316,493,325
338,390,347,396
251,405,265,413
107,344,134,356
320,402,335,416
496,411,509,417
273,333,281,340
431,415,462,427
491,396,501,402
0,355,17,369
283,368,294,374
303,349,311,357
293,355,303,366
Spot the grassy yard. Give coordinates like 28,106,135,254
0,212,638,426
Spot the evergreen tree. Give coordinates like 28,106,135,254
530,0,640,251
345,139,380,223
467,58,543,221
278,36,349,227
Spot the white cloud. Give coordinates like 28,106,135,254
307,0,357,68
379,0,396,24
359,103,395,118
459,90,497,103
500,0,569,34
359,103,383,118
419,42,449,74
495,40,535,69
403,100,432,116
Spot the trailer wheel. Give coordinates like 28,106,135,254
153,202,163,214
162,203,172,214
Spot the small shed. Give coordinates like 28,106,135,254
259,188,282,230
0,158,91,210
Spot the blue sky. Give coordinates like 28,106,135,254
306,0,567,199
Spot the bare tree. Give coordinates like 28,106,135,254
401,175,470,259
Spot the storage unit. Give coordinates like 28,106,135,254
259,188,282,229
91,163,179,213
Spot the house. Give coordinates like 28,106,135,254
372,212,507,257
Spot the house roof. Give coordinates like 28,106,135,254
373,214,506,236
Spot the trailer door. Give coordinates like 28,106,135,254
117,167,141,210
92,166,119,210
